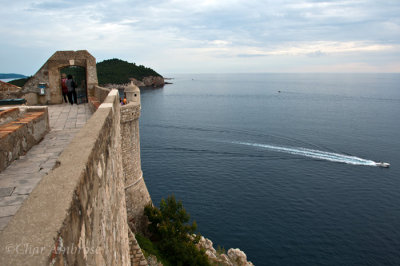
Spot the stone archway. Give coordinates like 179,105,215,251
22,50,98,104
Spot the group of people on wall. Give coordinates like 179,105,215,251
61,73,78,105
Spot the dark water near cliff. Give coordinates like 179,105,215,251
140,73,400,265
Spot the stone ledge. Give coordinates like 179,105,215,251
0,108,49,172
120,103,140,123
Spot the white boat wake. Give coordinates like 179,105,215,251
233,141,389,167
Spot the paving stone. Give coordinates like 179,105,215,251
0,205,20,217
0,175,28,187
0,103,91,230
13,184,36,195
0,187,14,197
0,194,27,207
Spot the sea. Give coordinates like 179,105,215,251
0,78,16,83
139,73,400,266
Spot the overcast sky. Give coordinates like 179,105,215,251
0,0,399,76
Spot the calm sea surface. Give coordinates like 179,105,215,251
140,73,400,265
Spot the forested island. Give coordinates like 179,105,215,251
6,59,164,87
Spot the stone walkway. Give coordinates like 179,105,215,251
0,103,92,231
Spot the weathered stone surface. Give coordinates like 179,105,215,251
0,81,21,92
0,90,130,265
128,228,148,266
129,78,145,87
142,76,164,88
197,235,253,266
0,81,22,100
121,102,151,234
105,75,165,90
0,187,14,197
227,248,253,266
0,108,19,126
0,107,49,172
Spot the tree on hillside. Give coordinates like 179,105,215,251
144,195,210,266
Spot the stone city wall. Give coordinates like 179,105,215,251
0,90,131,265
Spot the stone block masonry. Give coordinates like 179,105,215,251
121,102,152,234
0,106,49,172
21,50,98,105
0,90,132,265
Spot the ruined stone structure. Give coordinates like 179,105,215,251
21,50,98,105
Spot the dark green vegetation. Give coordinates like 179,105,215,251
8,77,31,87
140,195,210,266
0,73,27,79
97,58,162,85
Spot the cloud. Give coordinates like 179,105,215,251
0,0,399,74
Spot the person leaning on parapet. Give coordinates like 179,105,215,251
66,74,78,105
61,73,69,103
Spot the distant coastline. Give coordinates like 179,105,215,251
0,73,27,79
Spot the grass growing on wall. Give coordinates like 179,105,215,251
135,234,171,266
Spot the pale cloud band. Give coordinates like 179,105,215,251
0,0,399,74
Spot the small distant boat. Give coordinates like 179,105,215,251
375,162,390,168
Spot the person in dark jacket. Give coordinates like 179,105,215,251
61,73,69,103
66,74,77,105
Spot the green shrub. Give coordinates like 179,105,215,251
216,245,226,255
8,77,31,87
135,233,170,266
144,195,210,266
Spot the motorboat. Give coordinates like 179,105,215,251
375,162,390,168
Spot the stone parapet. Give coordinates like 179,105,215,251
94,85,111,104
0,90,130,265
121,103,140,123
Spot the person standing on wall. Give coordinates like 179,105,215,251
66,74,78,105
61,73,69,103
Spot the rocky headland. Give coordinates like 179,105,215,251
197,236,254,266
130,76,165,88
103,76,166,90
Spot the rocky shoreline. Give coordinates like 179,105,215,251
103,76,167,91
147,235,253,266
197,236,254,266
130,76,165,88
